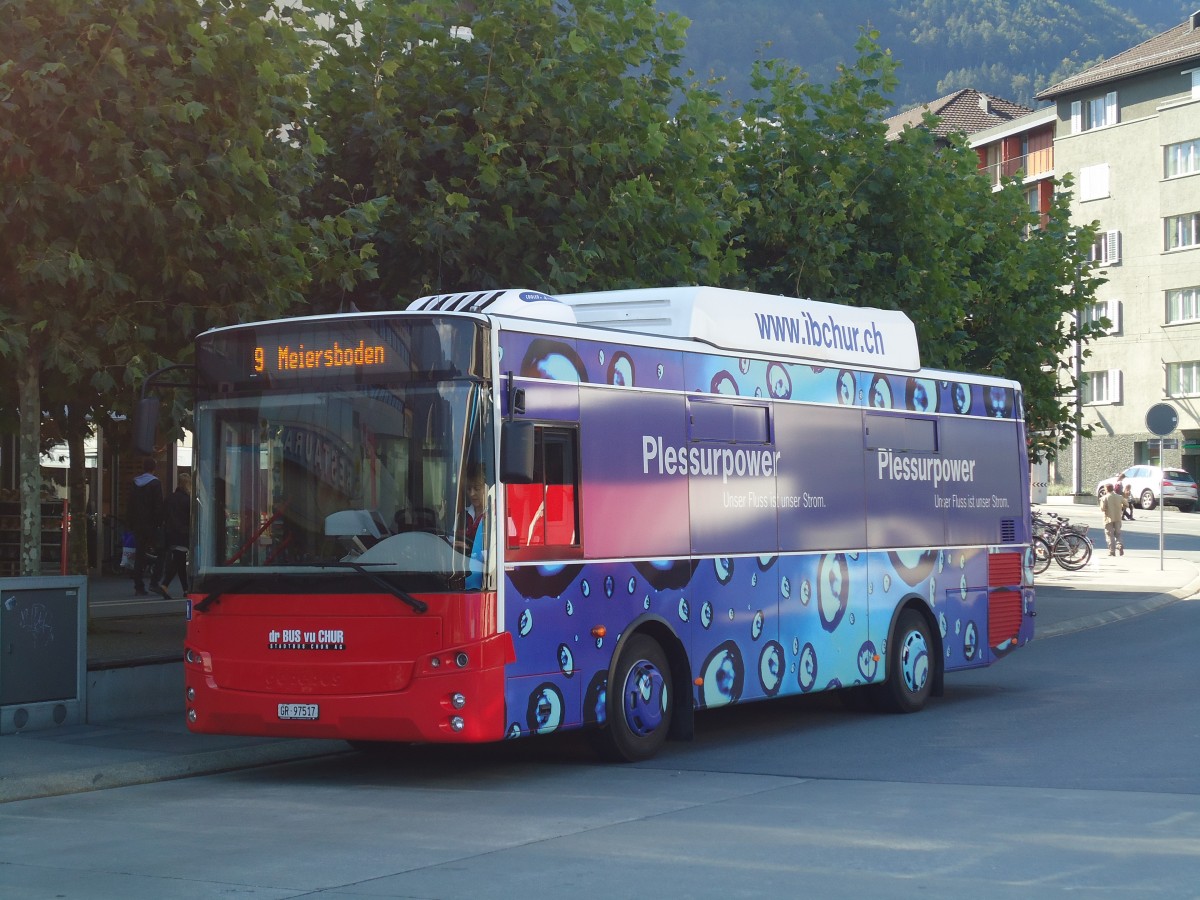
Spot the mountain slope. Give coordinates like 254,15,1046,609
660,0,1191,109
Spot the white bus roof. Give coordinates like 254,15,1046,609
410,286,921,371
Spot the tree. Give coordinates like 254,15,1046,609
727,32,1106,457
301,0,740,310
0,0,380,574
949,172,1107,462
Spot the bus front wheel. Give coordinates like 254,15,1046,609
873,609,934,714
595,634,673,762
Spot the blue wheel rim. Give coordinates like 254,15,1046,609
622,658,667,737
900,628,930,693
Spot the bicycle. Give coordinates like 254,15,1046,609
1030,534,1053,575
1032,510,1093,571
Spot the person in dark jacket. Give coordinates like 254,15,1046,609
1122,483,1135,520
127,457,165,596
158,472,191,599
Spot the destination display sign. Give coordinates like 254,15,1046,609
257,339,389,375
196,316,487,391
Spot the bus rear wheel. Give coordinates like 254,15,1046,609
594,634,673,762
873,609,933,714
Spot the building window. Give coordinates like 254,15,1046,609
1167,286,1200,324
1167,361,1200,397
1071,92,1118,133
1083,299,1120,334
1079,163,1110,200
1081,369,1121,405
1089,230,1121,265
1165,213,1200,251
1166,139,1200,178
1193,69,1200,101
982,142,1003,186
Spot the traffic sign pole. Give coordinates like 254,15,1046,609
1159,438,1165,567
1145,403,1178,571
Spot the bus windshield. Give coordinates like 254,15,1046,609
194,378,493,590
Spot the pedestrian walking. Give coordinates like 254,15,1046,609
159,472,191,598
127,457,165,596
1099,483,1126,556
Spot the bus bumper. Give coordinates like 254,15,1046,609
183,634,514,744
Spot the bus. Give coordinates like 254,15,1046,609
184,286,1034,761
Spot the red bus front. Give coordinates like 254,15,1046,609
187,314,507,743
185,591,513,742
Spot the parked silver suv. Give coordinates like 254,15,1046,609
1096,465,1198,513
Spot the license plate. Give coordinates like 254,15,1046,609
278,703,319,720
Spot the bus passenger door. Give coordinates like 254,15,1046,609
686,398,780,706
863,412,946,683
773,404,872,694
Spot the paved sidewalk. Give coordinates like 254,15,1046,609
3,574,350,804
87,573,188,665
3,543,1198,805
1031,550,1199,637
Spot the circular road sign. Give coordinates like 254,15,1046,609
1145,402,1178,436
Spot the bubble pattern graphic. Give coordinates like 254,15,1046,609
501,542,1015,737
495,331,1028,738
502,332,1017,420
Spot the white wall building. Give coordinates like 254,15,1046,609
1036,12,1200,491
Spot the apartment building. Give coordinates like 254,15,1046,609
968,108,1057,228
1035,12,1200,489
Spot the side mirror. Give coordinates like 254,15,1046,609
133,397,160,455
500,420,536,484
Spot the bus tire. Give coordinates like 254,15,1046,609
594,634,673,762
874,609,934,714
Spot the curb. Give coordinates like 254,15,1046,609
1036,569,1200,639
0,740,349,805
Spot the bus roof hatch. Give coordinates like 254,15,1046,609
409,289,577,325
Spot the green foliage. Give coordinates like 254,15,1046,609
950,170,1108,461
301,0,740,307
1,0,379,401
726,31,1104,455
0,0,1112,554
0,0,379,572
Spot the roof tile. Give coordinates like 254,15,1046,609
885,89,1034,140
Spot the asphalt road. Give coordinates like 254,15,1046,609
4,502,1200,899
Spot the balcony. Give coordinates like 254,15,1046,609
980,146,1054,186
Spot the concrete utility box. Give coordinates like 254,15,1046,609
1031,458,1049,505
0,576,87,733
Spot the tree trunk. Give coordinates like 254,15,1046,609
66,421,89,575
18,348,42,576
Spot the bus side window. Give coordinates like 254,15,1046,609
863,413,938,452
507,425,580,552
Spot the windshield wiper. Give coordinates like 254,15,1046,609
194,576,259,613
194,566,429,614
194,569,428,614
333,561,429,614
